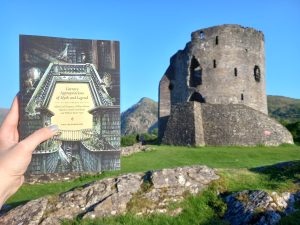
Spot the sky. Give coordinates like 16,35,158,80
0,0,299,112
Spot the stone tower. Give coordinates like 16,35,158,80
158,24,293,146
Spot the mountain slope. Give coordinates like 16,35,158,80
121,95,300,136
1,95,300,135
121,97,158,135
267,95,300,123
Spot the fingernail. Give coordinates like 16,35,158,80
48,124,59,132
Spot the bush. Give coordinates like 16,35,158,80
121,135,138,147
121,132,158,146
285,121,300,144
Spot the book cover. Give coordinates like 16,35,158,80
19,35,120,174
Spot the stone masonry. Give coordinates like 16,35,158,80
158,24,293,146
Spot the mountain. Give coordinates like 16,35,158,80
121,97,158,135
0,108,9,126
267,95,300,123
1,95,300,135
121,95,300,136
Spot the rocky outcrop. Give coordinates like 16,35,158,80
120,143,150,156
224,190,299,225
0,165,219,225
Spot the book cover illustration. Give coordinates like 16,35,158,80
19,35,120,174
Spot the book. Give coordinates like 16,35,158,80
19,35,120,174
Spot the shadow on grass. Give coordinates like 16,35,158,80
250,160,300,184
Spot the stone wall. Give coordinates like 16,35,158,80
159,24,268,141
201,103,293,146
162,102,204,146
162,102,293,146
162,102,196,146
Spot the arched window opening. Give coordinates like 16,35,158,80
215,36,219,45
189,56,202,87
199,31,205,40
189,92,206,103
241,93,244,101
254,65,261,82
234,68,238,76
168,82,174,91
213,59,217,68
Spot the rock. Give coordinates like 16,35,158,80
0,198,48,225
0,165,219,224
121,143,149,156
84,173,143,218
224,190,299,225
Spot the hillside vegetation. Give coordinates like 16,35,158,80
267,95,300,123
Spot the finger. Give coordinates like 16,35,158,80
17,125,59,154
0,95,20,150
0,95,19,132
0,126,58,177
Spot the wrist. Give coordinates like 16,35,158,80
0,170,20,209
0,171,11,209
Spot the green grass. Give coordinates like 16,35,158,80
8,145,300,205
6,144,300,224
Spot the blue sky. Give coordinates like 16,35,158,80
0,0,299,112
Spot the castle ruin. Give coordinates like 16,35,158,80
158,24,293,146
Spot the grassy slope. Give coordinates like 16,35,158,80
62,145,300,225
268,95,300,123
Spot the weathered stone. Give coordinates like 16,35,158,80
158,24,294,146
224,190,298,225
0,198,48,225
84,173,143,218
162,102,293,146
121,143,149,156
0,165,219,224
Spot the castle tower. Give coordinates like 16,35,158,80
158,25,292,146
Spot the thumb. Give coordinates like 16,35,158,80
18,125,59,154
0,125,59,176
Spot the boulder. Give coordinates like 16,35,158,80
0,165,219,224
224,190,298,225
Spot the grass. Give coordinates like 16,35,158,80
5,144,300,224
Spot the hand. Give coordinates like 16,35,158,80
0,95,58,208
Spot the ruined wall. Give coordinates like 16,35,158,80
201,104,293,146
158,24,267,140
162,102,205,146
162,102,293,146
158,75,171,140
190,25,267,114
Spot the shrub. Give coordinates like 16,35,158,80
121,135,138,147
285,121,300,144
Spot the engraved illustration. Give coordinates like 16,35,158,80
19,36,120,174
